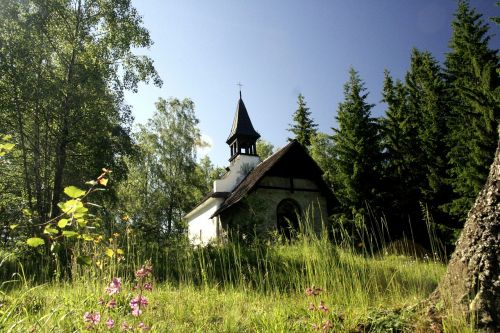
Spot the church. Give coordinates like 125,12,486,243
185,93,335,245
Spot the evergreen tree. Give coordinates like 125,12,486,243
331,68,381,219
380,70,421,233
444,0,499,222
288,94,317,148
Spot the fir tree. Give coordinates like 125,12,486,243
288,94,317,148
444,0,499,222
331,68,381,219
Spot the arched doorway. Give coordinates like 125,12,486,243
277,199,301,239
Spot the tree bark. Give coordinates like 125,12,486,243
429,131,500,332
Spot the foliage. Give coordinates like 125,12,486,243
117,98,204,242
331,68,382,221
256,138,275,160
288,93,317,148
444,0,499,222
0,0,161,232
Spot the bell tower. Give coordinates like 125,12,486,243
226,91,260,162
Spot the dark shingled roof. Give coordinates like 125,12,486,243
211,140,335,217
226,96,260,144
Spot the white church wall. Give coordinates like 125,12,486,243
214,154,260,192
187,198,224,245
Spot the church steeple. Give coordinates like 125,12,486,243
226,92,260,161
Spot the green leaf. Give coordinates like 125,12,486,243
116,248,124,255
85,180,97,186
43,226,59,235
59,200,83,214
64,186,86,199
57,218,69,228
77,255,92,266
82,234,94,241
105,248,114,258
27,237,45,247
9,224,18,230
62,230,78,238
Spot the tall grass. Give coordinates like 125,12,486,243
0,210,468,332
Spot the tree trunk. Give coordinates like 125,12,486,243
429,130,500,332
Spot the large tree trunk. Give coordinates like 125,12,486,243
429,131,500,332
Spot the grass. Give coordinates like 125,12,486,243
0,214,473,332
1,241,449,332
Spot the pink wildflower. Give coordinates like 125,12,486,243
135,265,153,278
105,277,122,295
305,286,323,296
129,295,148,309
83,311,101,325
131,307,142,317
318,301,329,313
98,298,105,306
106,318,115,329
143,282,153,291
308,303,317,311
106,299,117,309
138,322,151,331
322,320,333,331
121,322,133,331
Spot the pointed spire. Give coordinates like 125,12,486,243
227,93,260,161
226,95,260,144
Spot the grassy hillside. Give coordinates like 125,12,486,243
0,230,472,333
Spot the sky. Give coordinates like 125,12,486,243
124,0,499,167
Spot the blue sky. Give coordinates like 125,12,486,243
125,0,499,167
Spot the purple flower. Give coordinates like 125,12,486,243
318,301,329,313
143,283,153,291
105,277,122,295
106,318,115,329
121,322,133,331
129,295,148,309
135,265,153,278
106,299,117,308
83,311,101,325
138,322,151,331
131,307,142,317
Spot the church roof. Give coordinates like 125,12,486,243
211,140,335,217
226,94,260,144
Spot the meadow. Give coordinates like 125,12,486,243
0,221,473,333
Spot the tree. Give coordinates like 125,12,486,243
288,94,317,148
256,139,275,160
429,129,500,332
117,98,202,240
444,0,499,222
331,68,381,220
0,0,161,239
309,132,335,187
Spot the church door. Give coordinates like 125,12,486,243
276,199,301,239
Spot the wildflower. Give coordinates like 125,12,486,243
129,295,148,309
106,318,115,329
308,303,317,311
105,277,122,295
98,298,105,306
143,282,153,291
83,311,101,325
121,322,133,331
311,323,319,331
135,265,153,278
305,286,323,296
131,307,142,317
138,322,151,331
322,320,333,331
113,232,120,238
106,299,117,308
318,301,329,313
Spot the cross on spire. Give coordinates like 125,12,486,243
237,82,243,98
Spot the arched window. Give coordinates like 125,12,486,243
276,199,301,239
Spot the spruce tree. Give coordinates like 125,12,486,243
444,0,499,222
288,94,317,148
331,68,381,219
380,70,422,234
